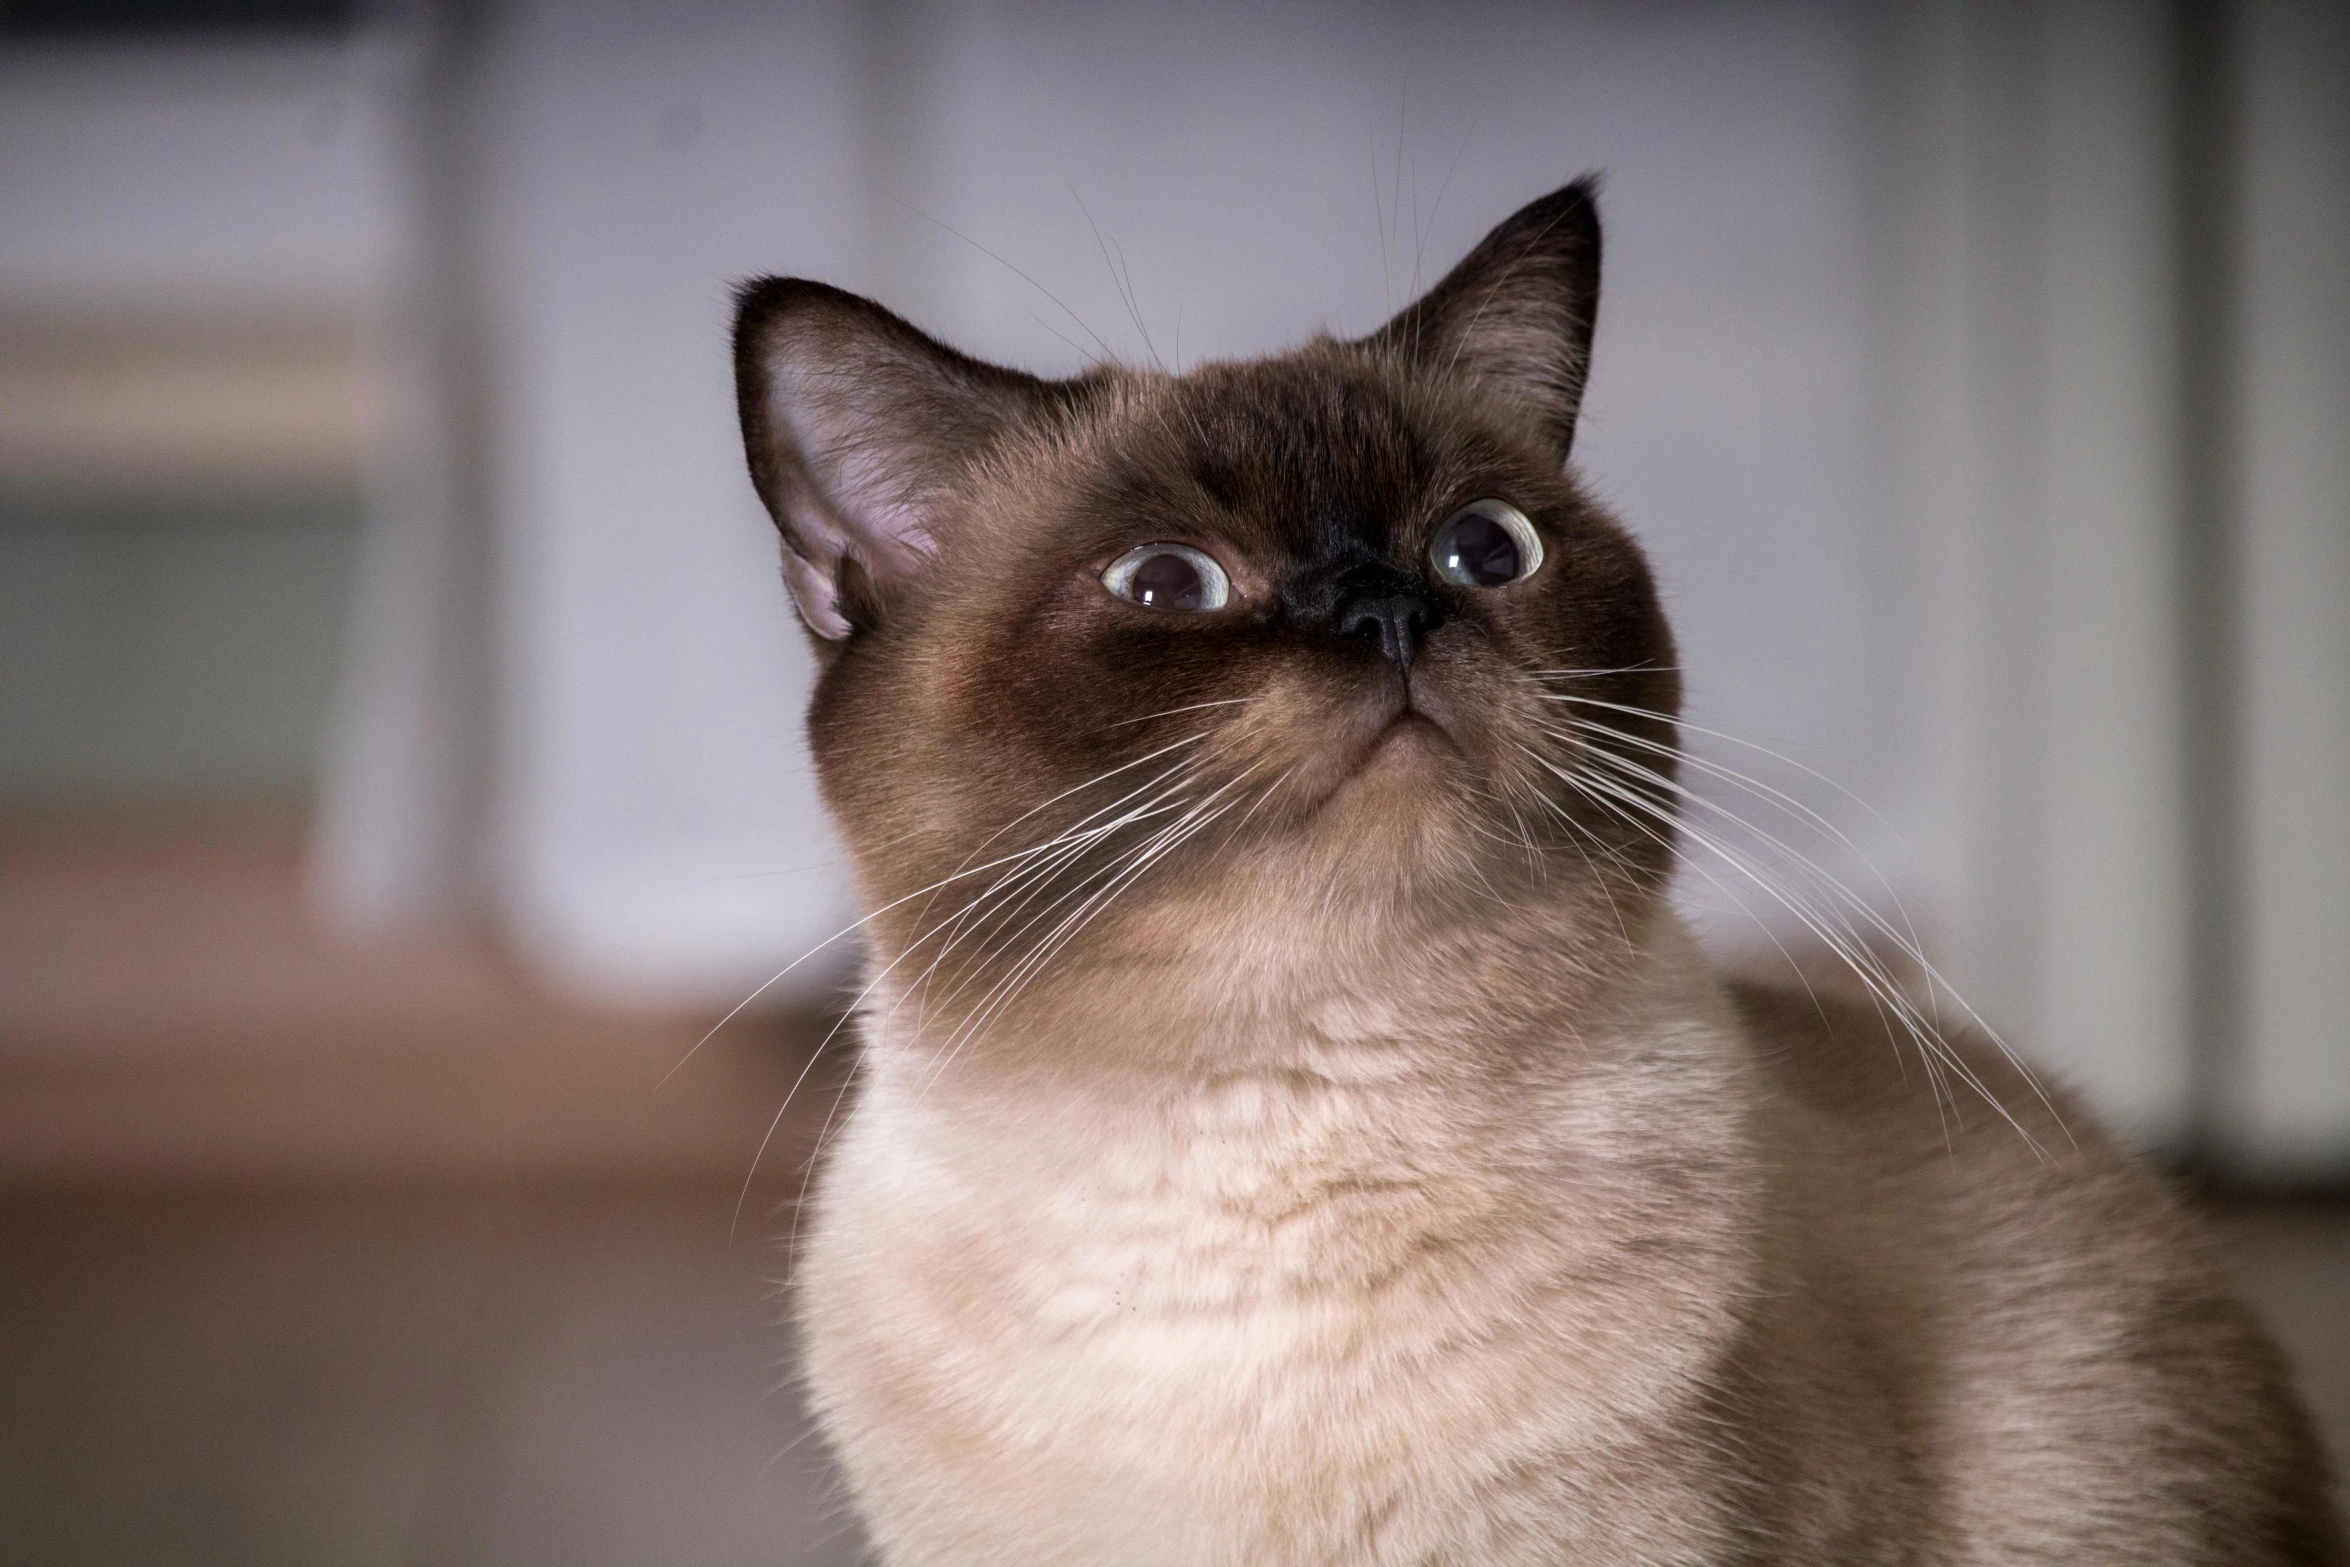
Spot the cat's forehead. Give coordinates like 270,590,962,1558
1077,355,1465,550
1177,358,1435,499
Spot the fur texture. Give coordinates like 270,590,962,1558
732,180,2344,1564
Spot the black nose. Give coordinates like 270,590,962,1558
1337,589,1437,672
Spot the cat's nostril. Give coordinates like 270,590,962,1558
1336,592,1435,672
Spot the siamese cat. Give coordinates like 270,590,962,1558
731,181,2344,1564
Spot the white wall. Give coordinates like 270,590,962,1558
1871,0,2204,1147
2230,0,2350,1176
471,0,874,1002
2036,0,2195,1152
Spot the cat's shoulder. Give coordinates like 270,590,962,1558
1715,965,2202,1266
1718,966,2089,1167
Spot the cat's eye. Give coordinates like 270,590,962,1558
1430,499,1544,588
1101,543,1232,612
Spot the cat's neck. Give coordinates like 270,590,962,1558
854,904,1742,1170
840,909,1757,1319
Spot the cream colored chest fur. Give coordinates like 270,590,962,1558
795,995,1757,1567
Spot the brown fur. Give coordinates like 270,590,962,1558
731,180,2344,1564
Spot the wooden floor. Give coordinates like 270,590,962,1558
0,1181,865,1567
0,808,2341,1564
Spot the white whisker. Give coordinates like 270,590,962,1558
1528,740,2048,1152
915,766,1263,1097
1551,721,2054,1130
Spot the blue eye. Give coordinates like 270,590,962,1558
1102,544,1232,611
1430,500,1544,587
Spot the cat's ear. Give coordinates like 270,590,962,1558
733,278,1052,641
1362,178,1602,463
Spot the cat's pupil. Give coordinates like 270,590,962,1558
1442,513,1521,586
1130,551,1206,609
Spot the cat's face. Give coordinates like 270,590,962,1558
736,183,1680,1005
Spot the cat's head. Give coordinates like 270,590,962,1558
734,182,1680,1027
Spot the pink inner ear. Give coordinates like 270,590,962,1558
823,443,940,575
748,292,1041,640
784,549,854,640
766,359,948,634
775,446,938,638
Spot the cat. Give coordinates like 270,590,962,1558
731,180,2345,1565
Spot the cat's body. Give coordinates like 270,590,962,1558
803,919,2327,1565
733,182,2344,1563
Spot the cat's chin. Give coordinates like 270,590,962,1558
1309,712,1464,825
1361,711,1456,768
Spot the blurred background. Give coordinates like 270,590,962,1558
1,0,2343,1562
